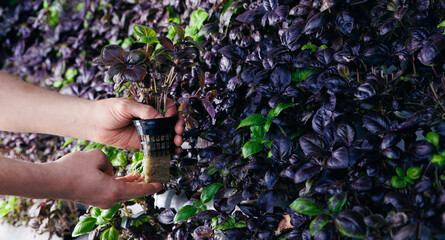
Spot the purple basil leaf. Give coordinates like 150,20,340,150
265,169,277,190
218,45,245,61
382,147,402,160
409,140,436,161
268,5,289,25
158,208,176,224
202,99,215,118
316,48,334,65
299,134,327,156
393,224,416,240
334,211,367,239
351,175,373,191
101,45,125,65
126,49,146,65
105,63,125,81
364,214,386,229
193,226,213,239
417,40,442,66
414,179,431,193
383,192,406,210
336,122,356,147
363,113,390,134
303,12,323,34
324,76,349,93
271,134,293,162
378,18,396,35
336,10,354,35
362,44,389,65
355,83,376,100
257,190,281,213
239,204,259,216
263,0,277,11
157,36,174,50
312,107,332,135
271,66,291,91
326,147,349,169
119,65,146,82
294,162,321,183
281,23,304,51
236,10,261,23
189,210,219,221
280,165,298,179
240,66,261,85
380,133,400,150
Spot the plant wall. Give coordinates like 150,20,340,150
1,0,445,239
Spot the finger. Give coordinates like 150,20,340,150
120,182,163,199
174,135,183,147
121,98,162,120
175,146,182,155
174,115,185,135
164,99,177,118
116,172,141,182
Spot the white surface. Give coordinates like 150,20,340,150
0,222,61,240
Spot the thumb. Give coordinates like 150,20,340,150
122,99,162,120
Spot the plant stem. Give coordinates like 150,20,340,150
430,82,445,111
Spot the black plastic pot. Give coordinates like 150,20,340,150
133,116,177,183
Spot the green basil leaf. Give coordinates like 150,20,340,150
201,183,223,204
237,114,266,129
103,146,118,159
173,205,198,223
72,217,97,237
101,204,121,220
437,20,445,28
425,132,440,150
403,176,414,184
328,192,347,215
431,154,445,166
64,68,78,82
301,43,317,52
211,217,219,229
90,207,102,218
391,176,407,188
0,200,14,218
189,9,209,31
111,151,127,167
138,36,159,45
395,167,404,177
406,166,421,180
292,69,318,83
100,226,119,240
83,142,104,151
272,102,294,118
132,152,144,162
250,125,265,141
242,141,263,158
133,24,156,37
96,216,108,227
235,220,247,228
264,114,274,133
289,198,323,216
309,215,330,236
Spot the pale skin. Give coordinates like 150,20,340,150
0,71,184,209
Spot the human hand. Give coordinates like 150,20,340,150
90,98,184,151
48,149,162,209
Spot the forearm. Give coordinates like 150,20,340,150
0,71,96,140
0,156,64,199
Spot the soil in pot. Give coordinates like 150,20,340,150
133,116,177,183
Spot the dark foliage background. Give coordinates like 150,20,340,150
1,0,445,239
